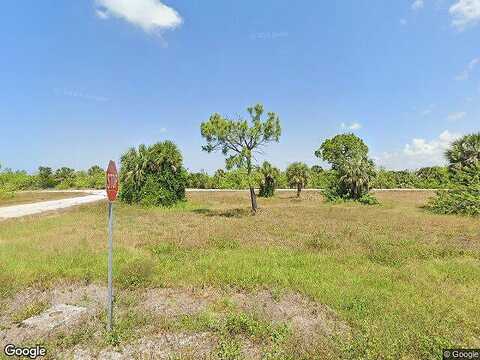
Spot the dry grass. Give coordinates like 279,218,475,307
0,191,87,207
0,191,479,359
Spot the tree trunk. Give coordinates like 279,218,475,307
297,184,301,198
247,158,257,213
249,187,257,213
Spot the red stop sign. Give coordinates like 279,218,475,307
106,160,119,202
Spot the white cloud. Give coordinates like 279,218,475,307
455,58,480,80
412,0,425,10
54,88,108,102
375,130,461,169
420,104,436,116
341,122,362,130
447,111,467,121
95,0,182,33
449,0,480,29
95,9,109,19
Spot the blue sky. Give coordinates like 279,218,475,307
1,0,479,173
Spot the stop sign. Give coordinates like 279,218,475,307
106,160,119,202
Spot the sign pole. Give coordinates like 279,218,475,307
107,200,114,332
105,160,119,332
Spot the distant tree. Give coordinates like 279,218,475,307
200,104,281,213
286,162,309,197
88,165,104,177
187,171,212,189
37,166,55,189
258,161,280,198
316,134,377,203
119,141,187,207
392,170,417,188
310,165,324,173
54,167,75,184
415,166,450,188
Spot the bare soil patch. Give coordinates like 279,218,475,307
0,283,349,359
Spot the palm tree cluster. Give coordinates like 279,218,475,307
119,141,187,206
427,133,480,216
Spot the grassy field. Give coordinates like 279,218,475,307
0,191,479,359
0,191,87,207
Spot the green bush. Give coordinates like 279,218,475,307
308,169,334,189
426,186,480,216
0,170,37,191
0,187,15,200
211,168,257,190
415,166,450,189
0,164,103,191
119,141,187,207
358,193,379,205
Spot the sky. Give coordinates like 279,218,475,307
1,0,479,173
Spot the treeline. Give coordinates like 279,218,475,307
187,166,452,190
0,165,105,195
0,164,452,194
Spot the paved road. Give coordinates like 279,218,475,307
0,190,106,220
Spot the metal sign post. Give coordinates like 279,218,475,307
107,200,114,331
105,160,119,332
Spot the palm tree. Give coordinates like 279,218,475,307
286,162,309,197
446,133,480,172
258,161,280,197
339,157,375,199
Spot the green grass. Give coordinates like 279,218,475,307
0,191,479,359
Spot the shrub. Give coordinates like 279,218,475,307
0,169,36,191
0,187,15,200
358,193,380,205
119,141,187,207
426,186,480,216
